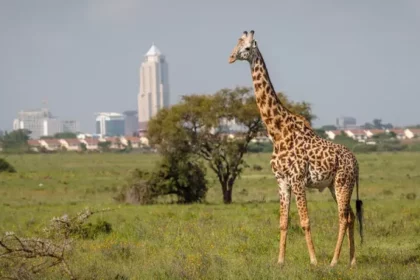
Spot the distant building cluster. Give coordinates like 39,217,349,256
12,108,79,139
94,111,139,137
27,135,150,152
8,43,170,140
325,128,420,143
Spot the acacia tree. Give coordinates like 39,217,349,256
148,87,314,204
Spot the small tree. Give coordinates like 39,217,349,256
80,142,87,152
126,140,133,152
98,141,111,152
148,87,314,203
0,129,31,154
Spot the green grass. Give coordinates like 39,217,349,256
1,152,420,279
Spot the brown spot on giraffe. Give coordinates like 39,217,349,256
228,30,363,267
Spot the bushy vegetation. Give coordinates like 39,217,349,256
0,158,16,173
115,153,208,204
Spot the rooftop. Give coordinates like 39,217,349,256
145,43,161,56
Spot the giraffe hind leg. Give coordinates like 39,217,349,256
347,206,356,267
330,179,354,267
329,186,356,266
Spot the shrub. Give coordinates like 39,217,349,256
72,219,113,240
114,169,155,205
0,208,112,279
0,158,16,173
150,156,208,203
115,155,208,204
252,164,263,171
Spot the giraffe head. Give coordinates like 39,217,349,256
228,30,258,64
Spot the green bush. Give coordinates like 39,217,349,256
116,155,208,204
150,156,208,203
0,158,16,173
72,219,113,239
114,169,155,204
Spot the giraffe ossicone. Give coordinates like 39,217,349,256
229,30,364,267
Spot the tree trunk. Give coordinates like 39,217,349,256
223,188,232,204
222,179,234,204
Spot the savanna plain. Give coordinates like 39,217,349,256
0,152,419,279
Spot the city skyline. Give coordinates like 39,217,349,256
1,1,420,132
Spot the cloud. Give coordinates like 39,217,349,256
86,0,140,25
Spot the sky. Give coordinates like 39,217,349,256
0,0,419,132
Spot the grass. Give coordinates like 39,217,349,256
0,152,420,279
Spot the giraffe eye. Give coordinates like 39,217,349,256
245,47,250,51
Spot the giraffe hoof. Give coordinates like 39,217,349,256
330,261,337,267
277,260,285,267
350,260,356,268
310,260,318,266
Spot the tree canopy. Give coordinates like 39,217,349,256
148,87,314,203
0,129,31,153
362,118,393,130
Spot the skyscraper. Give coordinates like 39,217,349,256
138,43,170,131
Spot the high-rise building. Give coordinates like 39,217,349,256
61,120,80,133
336,116,357,129
123,110,138,136
95,112,125,137
138,43,170,131
13,108,61,139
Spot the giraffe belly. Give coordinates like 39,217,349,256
306,173,333,192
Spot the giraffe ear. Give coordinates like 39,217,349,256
252,40,258,48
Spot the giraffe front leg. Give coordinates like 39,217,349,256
277,178,291,265
292,185,318,265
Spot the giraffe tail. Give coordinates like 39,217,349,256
355,173,364,245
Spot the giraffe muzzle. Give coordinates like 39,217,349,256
229,56,236,64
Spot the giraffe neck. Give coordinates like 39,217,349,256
250,49,292,136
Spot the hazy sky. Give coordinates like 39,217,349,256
1,0,419,132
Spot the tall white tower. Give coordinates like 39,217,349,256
138,43,170,131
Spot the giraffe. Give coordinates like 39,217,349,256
228,30,363,267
